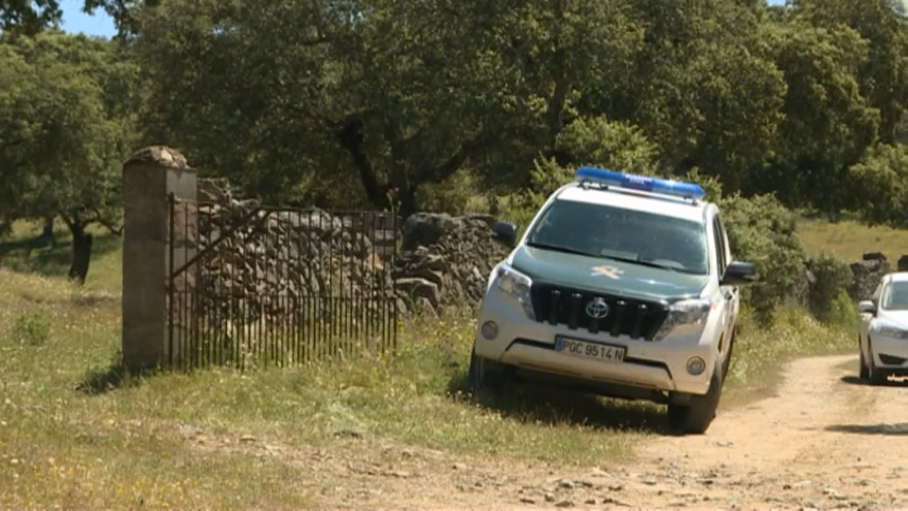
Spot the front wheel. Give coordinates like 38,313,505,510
866,337,888,385
667,363,724,435
859,334,870,380
468,346,507,397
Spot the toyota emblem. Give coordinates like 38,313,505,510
585,297,610,319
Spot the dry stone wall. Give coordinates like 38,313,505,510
848,253,891,301
393,212,512,315
193,179,511,324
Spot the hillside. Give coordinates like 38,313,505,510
798,218,908,262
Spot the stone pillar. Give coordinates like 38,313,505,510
121,146,197,370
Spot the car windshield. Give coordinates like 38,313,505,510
526,199,709,275
880,281,908,311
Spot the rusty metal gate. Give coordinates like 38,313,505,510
166,193,401,370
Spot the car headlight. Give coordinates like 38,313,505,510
874,322,908,340
492,263,536,320
653,297,712,341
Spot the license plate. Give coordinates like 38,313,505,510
555,336,626,363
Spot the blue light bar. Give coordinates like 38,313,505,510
575,166,706,200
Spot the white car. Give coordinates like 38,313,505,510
469,166,757,434
857,271,908,383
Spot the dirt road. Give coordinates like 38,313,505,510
621,354,908,510
215,354,908,509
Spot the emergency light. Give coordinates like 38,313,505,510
575,166,706,201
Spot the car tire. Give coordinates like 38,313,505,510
667,361,724,435
468,346,507,397
721,333,735,381
859,343,870,381
866,337,888,385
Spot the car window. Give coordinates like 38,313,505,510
526,199,709,275
712,216,727,275
716,213,732,265
880,281,908,311
872,280,885,302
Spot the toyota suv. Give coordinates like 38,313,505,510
470,166,757,434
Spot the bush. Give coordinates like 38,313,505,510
11,310,50,346
551,115,660,177
806,252,856,323
498,115,661,232
847,143,908,226
717,192,811,324
416,168,481,215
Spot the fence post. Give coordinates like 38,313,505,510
121,146,197,370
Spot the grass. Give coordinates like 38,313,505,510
0,218,123,291
798,218,908,263
0,216,864,509
720,306,854,407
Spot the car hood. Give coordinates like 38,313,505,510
510,245,710,302
878,310,908,328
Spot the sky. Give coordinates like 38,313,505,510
59,0,791,38
59,0,117,38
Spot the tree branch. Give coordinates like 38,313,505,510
89,207,123,236
429,131,497,184
335,112,390,209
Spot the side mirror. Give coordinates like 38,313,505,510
858,300,877,314
490,221,519,247
720,261,757,286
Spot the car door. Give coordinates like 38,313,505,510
714,214,738,340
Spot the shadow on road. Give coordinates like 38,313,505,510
825,423,908,436
839,375,908,387
447,371,672,434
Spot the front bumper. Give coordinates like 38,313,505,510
871,335,908,373
473,287,721,397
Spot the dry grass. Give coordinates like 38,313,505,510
798,218,908,263
0,223,652,509
0,218,858,509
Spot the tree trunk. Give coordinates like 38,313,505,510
66,219,93,285
397,185,419,220
42,216,56,248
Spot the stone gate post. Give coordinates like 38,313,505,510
121,146,197,370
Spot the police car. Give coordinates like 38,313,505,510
470,167,757,434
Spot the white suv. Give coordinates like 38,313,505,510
469,167,757,434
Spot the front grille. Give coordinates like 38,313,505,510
530,283,669,341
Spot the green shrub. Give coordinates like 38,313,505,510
416,168,481,215
551,115,660,177
847,143,908,226
806,252,856,323
11,310,50,346
718,192,811,324
498,115,662,232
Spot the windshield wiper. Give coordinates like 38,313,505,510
636,257,705,274
601,254,702,274
599,254,672,271
526,242,596,258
